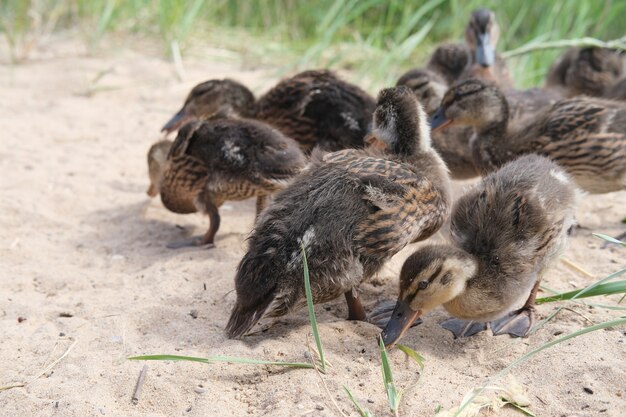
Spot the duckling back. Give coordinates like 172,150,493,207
159,118,306,214
255,70,376,152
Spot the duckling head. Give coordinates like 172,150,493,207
396,69,447,114
429,79,507,132
381,245,477,347
146,140,172,197
366,86,431,155
566,47,624,96
161,79,255,133
465,8,499,68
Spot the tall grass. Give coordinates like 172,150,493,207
3,1,625,87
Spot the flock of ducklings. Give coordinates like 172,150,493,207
146,8,626,347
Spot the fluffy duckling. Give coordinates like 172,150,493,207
147,116,306,248
430,79,626,194
426,9,511,87
162,70,376,152
396,71,558,179
226,86,451,338
546,47,624,97
381,155,579,346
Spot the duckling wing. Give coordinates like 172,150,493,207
324,151,448,258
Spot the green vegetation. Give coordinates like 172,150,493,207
2,0,626,88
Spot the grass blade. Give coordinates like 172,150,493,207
379,336,401,415
396,344,425,370
343,386,373,417
593,233,626,247
536,280,626,304
128,354,313,368
301,244,326,372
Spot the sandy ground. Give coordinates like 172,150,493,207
1,34,626,417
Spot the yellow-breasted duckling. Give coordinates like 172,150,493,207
225,86,451,338
396,71,558,179
546,47,624,97
162,70,376,152
381,155,579,346
147,116,306,248
430,79,626,194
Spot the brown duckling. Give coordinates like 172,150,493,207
147,116,306,248
225,86,451,338
546,47,624,97
426,9,511,87
381,155,579,346
396,71,557,179
162,70,376,152
430,79,626,194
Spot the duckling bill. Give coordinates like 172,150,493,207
226,86,451,338
382,155,579,347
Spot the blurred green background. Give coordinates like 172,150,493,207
2,0,625,88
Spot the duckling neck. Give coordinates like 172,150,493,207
470,98,510,173
442,255,497,320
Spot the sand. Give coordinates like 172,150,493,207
1,34,625,417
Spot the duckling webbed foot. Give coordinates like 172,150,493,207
490,307,534,337
440,318,488,338
367,300,423,329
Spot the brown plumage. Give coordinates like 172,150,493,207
606,78,626,101
147,116,306,248
381,155,579,346
430,79,626,193
426,9,511,88
162,70,376,152
546,47,624,97
225,86,451,338
397,71,557,179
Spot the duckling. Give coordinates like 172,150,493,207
396,71,557,179
162,70,376,152
426,9,511,87
381,155,579,346
546,47,624,98
225,86,451,338
430,78,626,194
147,116,306,248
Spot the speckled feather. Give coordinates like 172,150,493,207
158,118,306,215
438,79,626,193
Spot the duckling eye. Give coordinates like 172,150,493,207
418,280,429,290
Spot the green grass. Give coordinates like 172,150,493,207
301,243,327,373
3,1,626,88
